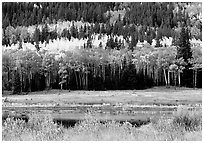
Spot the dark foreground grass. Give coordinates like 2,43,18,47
2,106,202,141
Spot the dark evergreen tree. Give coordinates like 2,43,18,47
86,36,92,48
130,33,138,51
18,39,23,49
78,26,85,39
105,23,112,35
100,23,106,34
93,22,100,34
113,23,118,35
177,27,192,63
33,26,40,44
41,23,49,42
12,70,21,94
106,36,115,49
70,23,78,38
155,38,162,47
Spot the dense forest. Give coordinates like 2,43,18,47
2,2,202,94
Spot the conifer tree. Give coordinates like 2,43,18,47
177,26,192,63
13,70,21,94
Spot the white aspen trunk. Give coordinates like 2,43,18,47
178,71,181,87
167,70,170,87
61,80,63,90
163,69,168,86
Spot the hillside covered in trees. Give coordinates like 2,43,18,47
2,2,202,94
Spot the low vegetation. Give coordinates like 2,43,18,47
2,106,202,141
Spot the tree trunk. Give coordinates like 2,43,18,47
74,70,78,89
66,75,68,90
195,69,197,88
7,67,10,90
103,64,105,82
29,71,32,92
110,64,112,82
21,72,23,92
49,72,51,89
174,72,177,89
167,70,170,87
60,79,63,90
86,72,88,90
163,69,168,87
92,65,95,90
79,72,81,89
193,70,195,88
178,71,181,87
119,64,121,82
80,72,84,90
46,73,49,90
83,73,86,90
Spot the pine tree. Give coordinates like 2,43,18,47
177,27,192,63
87,36,92,48
130,33,138,51
41,23,49,42
13,70,21,94
33,26,40,44
70,24,78,38
106,36,115,49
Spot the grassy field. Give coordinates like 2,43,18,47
2,87,202,107
2,106,202,141
2,87,202,141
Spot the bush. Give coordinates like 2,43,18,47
2,118,27,140
150,106,202,140
172,106,202,131
2,114,64,141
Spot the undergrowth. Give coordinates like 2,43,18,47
2,106,202,141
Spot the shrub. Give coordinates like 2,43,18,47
2,114,64,141
2,117,27,140
150,106,202,140
172,106,202,131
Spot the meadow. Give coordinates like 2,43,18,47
2,106,202,141
2,87,202,141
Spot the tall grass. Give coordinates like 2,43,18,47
172,106,202,131
2,115,64,141
2,106,202,141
